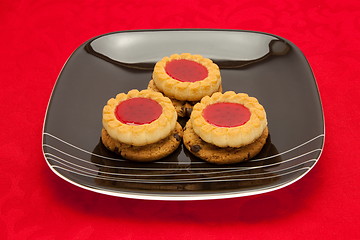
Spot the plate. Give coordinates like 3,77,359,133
42,29,324,200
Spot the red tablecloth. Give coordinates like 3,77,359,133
1,0,359,239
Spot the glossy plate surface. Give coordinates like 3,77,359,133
42,29,324,200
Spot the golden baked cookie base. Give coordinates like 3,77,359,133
101,122,183,162
148,79,223,117
152,53,222,101
183,121,269,165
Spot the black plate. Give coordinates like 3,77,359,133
42,29,324,200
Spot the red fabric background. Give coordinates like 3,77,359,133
1,0,359,239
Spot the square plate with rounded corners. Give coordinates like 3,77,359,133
42,29,324,200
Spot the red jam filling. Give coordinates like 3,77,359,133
115,98,162,125
165,59,208,82
202,102,251,127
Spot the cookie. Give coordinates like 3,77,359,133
191,91,267,148
101,122,183,162
148,79,222,117
183,91,268,164
152,53,222,101
102,89,177,146
102,89,183,162
183,121,269,164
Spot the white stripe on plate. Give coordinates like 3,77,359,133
45,147,321,171
43,132,324,164
51,163,311,184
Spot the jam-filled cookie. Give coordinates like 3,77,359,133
101,89,183,162
183,91,268,164
149,53,222,117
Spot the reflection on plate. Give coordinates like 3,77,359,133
42,29,324,200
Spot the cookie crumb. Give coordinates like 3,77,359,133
185,108,193,116
173,133,181,141
190,145,201,153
